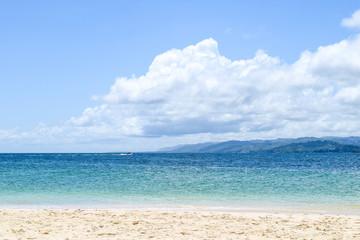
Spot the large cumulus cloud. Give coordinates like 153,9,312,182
65,35,360,142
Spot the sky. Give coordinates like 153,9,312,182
1,0,360,152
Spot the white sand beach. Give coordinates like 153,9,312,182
1,209,359,239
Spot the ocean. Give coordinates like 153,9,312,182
1,153,359,213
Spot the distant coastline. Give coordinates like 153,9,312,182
158,136,360,153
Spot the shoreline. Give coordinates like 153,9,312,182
1,208,359,239
1,202,359,216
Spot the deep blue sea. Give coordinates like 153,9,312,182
1,153,359,213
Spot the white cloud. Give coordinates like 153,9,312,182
342,9,360,29
2,34,360,152
67,36,360,144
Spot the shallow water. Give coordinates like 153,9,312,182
1,153,359,212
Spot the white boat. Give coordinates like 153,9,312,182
119,152,132,156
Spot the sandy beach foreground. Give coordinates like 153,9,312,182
1,209,359,239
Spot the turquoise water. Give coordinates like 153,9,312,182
1,153,359,212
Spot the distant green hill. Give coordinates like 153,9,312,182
264,140,360,153
158,137,360,153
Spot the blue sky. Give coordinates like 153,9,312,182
1,1,360,152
